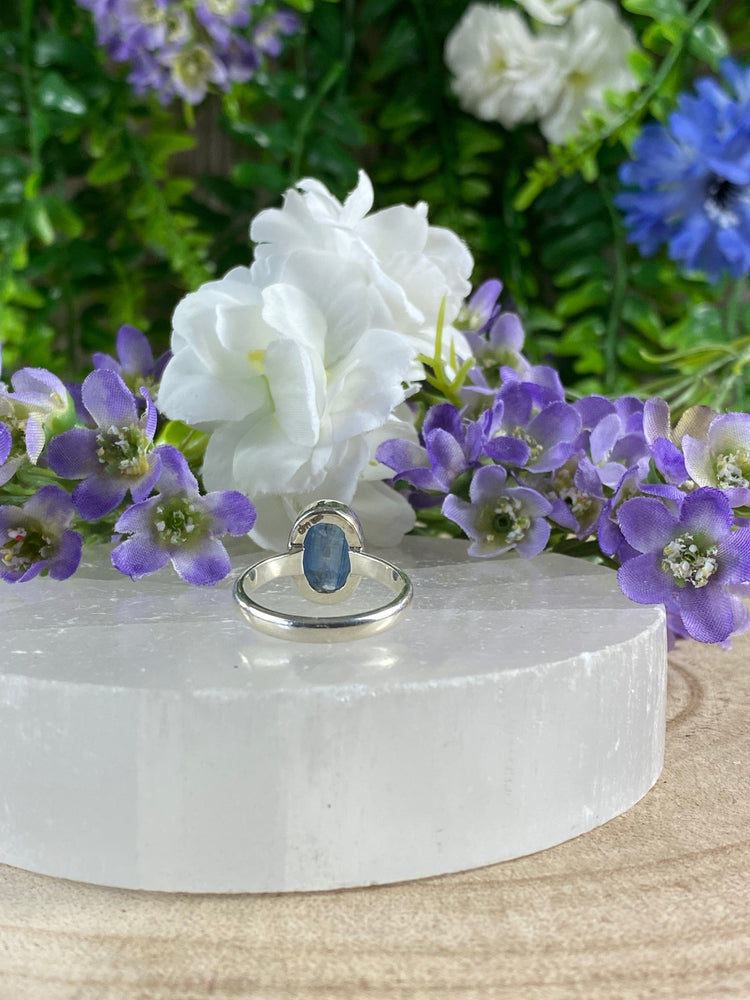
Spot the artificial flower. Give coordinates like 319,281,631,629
0,367,73,465
482,382,582,472
93,324,171,396
539,0,638,144
617,488,750,643
47,369,161,520
443,464,552,557
111,445,256,584
617,59,750,282
76,0,297,105
682,412,750,508
250,170,474,375
444,4,565,130
515,0,582,25
0,485,82,583
159,246,416,550
377,403,484,495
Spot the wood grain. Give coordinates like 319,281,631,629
1,634,748,1000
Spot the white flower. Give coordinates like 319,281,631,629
250,170,473,378
444,4,565,130
539,0,639,144
159,249,418,549
515,0,582,25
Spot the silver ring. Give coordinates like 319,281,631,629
233,500,413,642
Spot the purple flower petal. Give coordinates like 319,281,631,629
717,526,750,582
81,369,138,428
482,436,530,466
469,464,509,504
25,418,46,464
680,487,733,540
576,395,614,430
505,485,553,520
72,474,128,520
514,515,551,557
147,445,194,497
617,551,671,604
425,428,469,486
678,583,734,643
0,422,10,466
489,312,524,352
171,537,231,585
111,535,171,579
618,496,678,552
24,484,75,527
48,530,83,581
422,403,463,439
114,497,161,535
201,489,256,535
116,324,155,375
47,427,101,479
441,493,475,538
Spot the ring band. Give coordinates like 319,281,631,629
233,500,413,642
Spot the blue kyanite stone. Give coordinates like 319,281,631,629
302,522,351,593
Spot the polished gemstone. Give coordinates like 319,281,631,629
302,522,351,593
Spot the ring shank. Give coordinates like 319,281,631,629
234,550,413,643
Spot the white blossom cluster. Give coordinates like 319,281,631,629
444,0,639,144
158,171,473,550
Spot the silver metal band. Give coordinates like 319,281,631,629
233,500,413,643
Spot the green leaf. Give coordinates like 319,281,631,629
623,0,685,18
37,71,87,116
87,149,131,185
556,278,611,318
367,19,419,82
688,22,729,66
34,32,98,71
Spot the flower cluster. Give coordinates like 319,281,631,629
378,281,750,647
0,329,255,586
76,0,299,104
617,60,750,283
444,0,638,144
157,169,473,550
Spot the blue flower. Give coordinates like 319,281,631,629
616,59,750,282
111,445,256,585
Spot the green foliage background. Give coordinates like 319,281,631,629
1,0,748,412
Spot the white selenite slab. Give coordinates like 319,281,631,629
0,537,666,893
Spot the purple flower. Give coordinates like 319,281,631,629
617,488,750,643
0,420,23,488
46,369,162,521
642,398,716,486
458,279,504,337
76,0,299,105
376,403,483,494
574,396,649,489
0,486,82,583
442,464,552,558
0,367,72,464
111,445,256,585
93,324,171,398
482,383,581,473
682,412,750,508
523,455,605,537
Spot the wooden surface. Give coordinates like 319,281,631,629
1,634,748,1000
